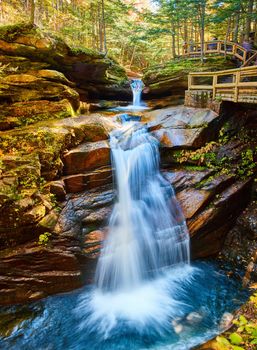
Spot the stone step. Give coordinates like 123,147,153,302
63,140,110,175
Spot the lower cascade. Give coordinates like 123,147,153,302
95,123,190,291
78,122,192,338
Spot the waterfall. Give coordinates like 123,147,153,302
130,79,144,107
95,123,190,292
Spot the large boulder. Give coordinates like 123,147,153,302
146,106,221,149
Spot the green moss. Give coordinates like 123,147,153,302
0,22,35,42
69,46,104,59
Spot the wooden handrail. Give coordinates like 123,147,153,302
182,40,256,65
189,65,256,76
187,66,257,103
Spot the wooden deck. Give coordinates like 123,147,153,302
182,40,256,66
187,66,257,104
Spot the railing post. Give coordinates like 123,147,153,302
243,50,247,64
188,74,192,90
213,74,217,100
217,41,221,53
234,71,240,102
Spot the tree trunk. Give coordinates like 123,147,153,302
30,0,35,24
245,0,254,40
171,22,176,58
101,0,107,54
233,12,240,42
0,0,3,21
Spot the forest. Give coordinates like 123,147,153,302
1,0,257,70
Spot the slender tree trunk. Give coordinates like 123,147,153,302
98,2,103,52
233,12,240,42
224,18,231,59
30,0,35,24
101,0,107,54
0,0,3,22
171,22,176,58
245,0,254,40
129,45,136,68
198,1,206,63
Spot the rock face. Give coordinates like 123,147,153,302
0,98,256,305
221,200,257,283
142,57,236,99
0,113,117,305
0,23,129,102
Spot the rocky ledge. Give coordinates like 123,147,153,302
0,23,130,131
142,57,236,100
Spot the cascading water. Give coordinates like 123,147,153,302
95,123,190,292
130,79,144,107
0,120,250,349
76,122,192,338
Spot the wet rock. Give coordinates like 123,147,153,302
176,188,211,219
49,180,66,201
189,180,252,258
63,140,111,175
83,230,105,256
0,238,82,305
221,201,257,282
63,167,112,193
147,106,221,149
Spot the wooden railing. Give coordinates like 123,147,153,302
188,66,257,104
182,40,256,65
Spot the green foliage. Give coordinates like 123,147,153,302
38,232,52,246
237,149,256,179
214,293,257,350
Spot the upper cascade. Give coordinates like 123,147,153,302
130,79,145,107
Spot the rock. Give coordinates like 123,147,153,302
221,201,257,282
219,312,234,330
177,188,211,219
0,99,76,130
63,140,111,175
49,180,66,201
63,167,112,193
147,106,221,149
188,179,252,258
186,312,203,324
0,238,82,305
83,230,105,256
0,23,129,100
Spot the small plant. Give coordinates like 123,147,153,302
214,293,257,349
38,232,52,246
236,149,256,179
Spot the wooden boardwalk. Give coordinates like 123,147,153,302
182,40,256,66
187,66,257,104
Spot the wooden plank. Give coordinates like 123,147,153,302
189,85,213,90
